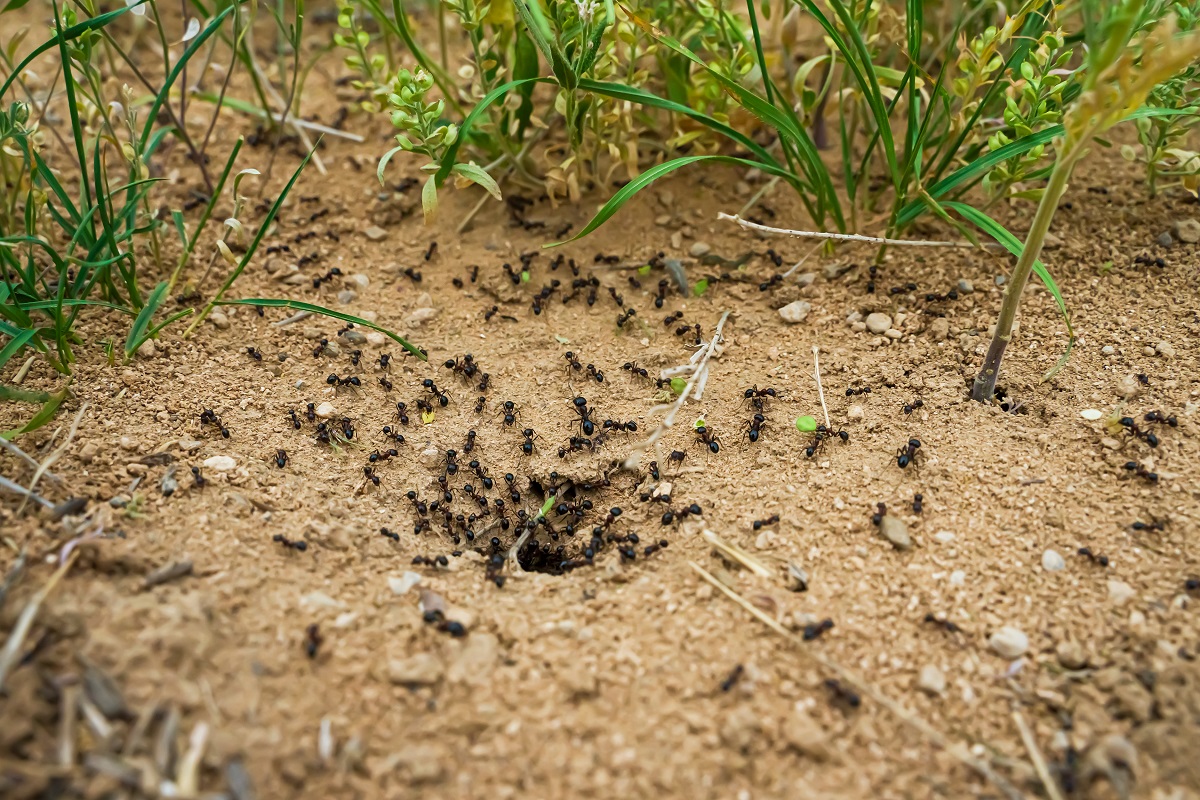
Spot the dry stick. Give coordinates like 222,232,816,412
1012,709,1065,800
0,551,78,692
0,437,63,482
811,345,831,430
0,549,27,611
19,402,87,515
700,530,772,579
717,212,979,248
623,311,731,470
689,560,1028,800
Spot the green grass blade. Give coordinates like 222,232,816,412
436,78,541,188
549,155,797,246
216,299,425,360
0,328,37,371
0,384,51,404
2,383,69,439
124,280,168,358
0,3,135,98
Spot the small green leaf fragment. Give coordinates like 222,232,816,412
637,264,652,276
520,270,530,283
796,415,817,432
670,377,686,395
693,418,705,428
693,279,709,297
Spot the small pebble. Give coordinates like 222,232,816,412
405,308,439,325
1173,218,1200,243
1056,640,1088,670
1107,580,1136,606
1041,549,1065,572
994,275,1006,286
337,289,358,305
917,664,946,696
388,653,443,685
956,278,974,294
208,311,230,330
777,300,811,324
846,405,864,422
933,531,956,544
884,328,902,340
79,442,99,464
1156,231,1174,248
928,318,950,340
1116,373,1140,398
347,273,370,289
388,572,422,595
203,455,237,472
364,225,388,241
988,626,1028,659
118,436,138,451
340,330,367,345
689,241,711,257
795,272,816,288
1101,345,1114,355
850,321,866,333
315,402,337,419
1155,340,1176,358
822,262,853,280
1143,345,1156,357
1080,409,1103,421
878,515,911,550
865,312,892,335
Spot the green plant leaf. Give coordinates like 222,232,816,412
421,175,438,221
2,384,69,439
216,299,426,360
436,77,540,189
0,384,50,404
0,328,37,371
0,3,136,98
125,280,169,359
451,163,502,201
548,155,796,245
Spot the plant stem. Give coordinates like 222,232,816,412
970,144,1076,402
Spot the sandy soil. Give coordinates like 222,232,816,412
2,17,1200,800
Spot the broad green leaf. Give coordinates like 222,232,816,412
452,162,502,201
0,328,37,371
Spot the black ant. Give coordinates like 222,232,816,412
326,374,361,390
764,248,783,266
305,624,323,659
415,398,433,415
743,385,781,412
758,273,783,291
312,339,331,358
1118,416,1159,447
744,414,767,443
654,279,669,309
1123,461,1159,483
603,419,638,433
648,461,660,481
363,466,381,486
287,409,302,429
463,429,477,453
470,265,479,282
477,373,490,392
402,267,422,282
452,277,463,289
913,493,923,514
484,305,499,321
805,424,849,457
903,399,924,414
572,397,596,436
305,402,317,422
661,502,702,525
339,417,355,440
744,516,778,534
312,267,342,288
922,613,963,634
695,424,720,453
200,409,230,438
422,378,450,406
191,466,206,487
444,354,479,380
379,376,393,391
824,679,861,710
1131,518,1167,532
608,287,624,307
380,528,400,542
443,449,459,476
246,347,263,361
395,402,410,425
667,450,686,467
586,364,604,383
564,351,583,374
896,438,921,468
846,386,872,396
275,449,289,468
1144,410,1178,427
663,311,683,326
1077,547,1109,567
273,534,308,552
499,400,520,426
720,664,744,692
349,349,362,367
622,361,649,379
871,502,887,525
381,426,405,444
617,309,637,327
474,396,487,414
369,448,400,463
803,618,834,641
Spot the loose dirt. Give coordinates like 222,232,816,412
2,46,1200,800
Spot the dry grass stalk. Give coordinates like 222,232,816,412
717,212,978,248
0,550,78,691
689,560,1028,800
623,311,731,469
700,530,772,579
1013,709,1065,800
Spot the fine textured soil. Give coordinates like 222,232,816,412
3,37,1200,800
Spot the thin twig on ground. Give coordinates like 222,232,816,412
0,551,78,692
1013,709,1065,800
623,311,731,469
718,212,978,248
700,530,772,578
812,346,831,429
689,560,1028,800
0,438,62,482
19,403,87,515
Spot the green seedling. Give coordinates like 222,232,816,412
795,415,818,433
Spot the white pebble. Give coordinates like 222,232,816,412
988,626,1028,659
917,665,946,696
315,401,337,419
203,455,237,472
1041,549,1065,572
1080,409,1103,421
865,312,892,334
388,572,422,596
777,300,811,324
1107,580,1136,606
